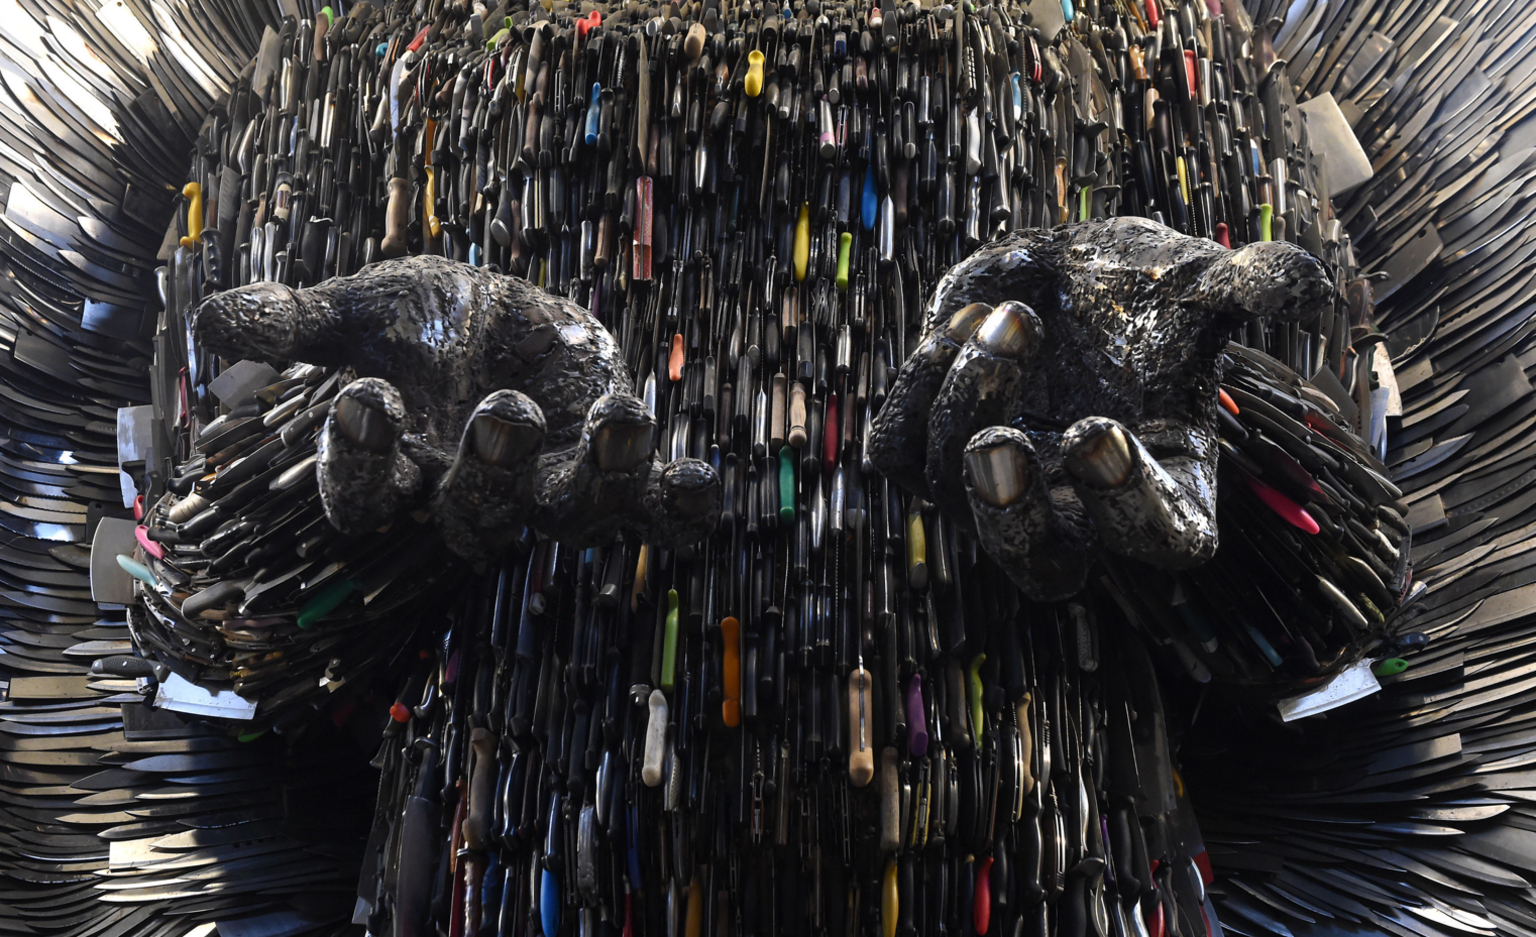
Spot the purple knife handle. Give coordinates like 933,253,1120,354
907,672,929,757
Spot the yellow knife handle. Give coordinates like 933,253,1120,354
745,50,765,97
968,653,987,745
793,203,810,281
179,182,203,249
882,860,899,937
906,508,928,591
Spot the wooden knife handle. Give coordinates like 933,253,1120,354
463,727,496,852
1017,694,1035,797
849,666,874,787
381,176,410,258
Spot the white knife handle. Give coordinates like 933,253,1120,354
642,689,668,787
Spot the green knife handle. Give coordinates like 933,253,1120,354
659,589,680,692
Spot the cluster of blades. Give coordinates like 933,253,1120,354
133,361,453,729
111,3,1414,937
1184,0,1536,935
0,0,1530,934
1102,344,1412,689
0,0,386,934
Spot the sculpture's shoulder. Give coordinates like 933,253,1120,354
1059,217,1226,282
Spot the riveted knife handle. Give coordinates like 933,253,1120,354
849,666,874,786
91,655,169,682
381,176,411,257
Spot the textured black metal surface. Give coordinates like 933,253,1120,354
0,0,1531,934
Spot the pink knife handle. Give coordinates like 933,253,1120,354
1245,477,1320,535
134,526,164,560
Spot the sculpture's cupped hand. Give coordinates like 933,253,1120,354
868,217,1334,601
193,255,720,559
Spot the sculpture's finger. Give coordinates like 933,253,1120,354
192,280,343,365
925,302,1043,528
318,378,419,534
431,390,547,561
1060,417,1219,568
533,393,660,547
641,458,722,548
868,303,993,498
1186,240,1334,323
963,427,1094,602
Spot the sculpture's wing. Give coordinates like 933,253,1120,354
1193,1,1536,935
0,2,374,935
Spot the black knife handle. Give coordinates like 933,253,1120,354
1111,804,1142,899
90,656,168,682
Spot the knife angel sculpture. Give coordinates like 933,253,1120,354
0,0,1531,936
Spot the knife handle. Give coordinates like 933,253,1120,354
849,666,874,787
881,859,898,937
793,202,810,281
906,672,928,757
1060,858,1105,937
642,689,668,787
788,384,808,449
946,659,971,751
1111,804,1142,899
685,872,704,937
1017,696,1035,798
906,507,928,591
460,850,484,937
90,655,168,682
180,183,203,249
974,855,994,935
660,589,680,692
744,49,765,97
879,746,901,852
381,176,410,257
540,867,560,937
721,616,741,727
968,653,987,745
897,856,915,937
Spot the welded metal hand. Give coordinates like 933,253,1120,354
193,255,720,559
870,217,1334,602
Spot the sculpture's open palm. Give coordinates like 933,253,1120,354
869,217,1335,601
193,255,720,559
